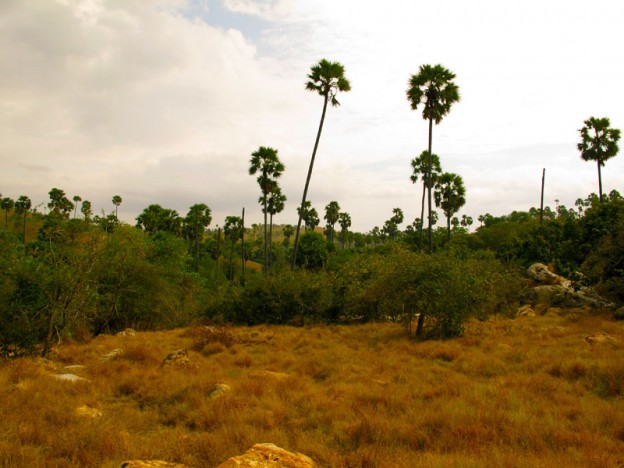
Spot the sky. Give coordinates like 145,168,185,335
1,0,623,232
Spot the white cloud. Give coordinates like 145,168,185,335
1,0,623,232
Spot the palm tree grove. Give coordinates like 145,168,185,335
2,54,624,466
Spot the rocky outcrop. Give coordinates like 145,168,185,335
216,443,316,468
521,263,613,311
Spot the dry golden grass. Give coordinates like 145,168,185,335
1,310,624,467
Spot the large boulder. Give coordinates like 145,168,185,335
216,443,316,468
526,263,562,285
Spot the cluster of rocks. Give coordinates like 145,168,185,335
520,263,614,313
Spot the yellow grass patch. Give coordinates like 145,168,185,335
1,313,623,466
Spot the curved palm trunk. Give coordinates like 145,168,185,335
291,93,329,270
597,160,604,203
427,113,434,253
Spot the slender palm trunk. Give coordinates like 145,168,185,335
427,113,434,253
291,93,329,270
263,183,268,273
447,214,451,241
419,179,426,250
598,160,604,203
22,213,27,243
241,208,246,285
269,212,274,271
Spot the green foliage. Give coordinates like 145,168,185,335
296,231,328,270
374,248,519,338
214,270,332,325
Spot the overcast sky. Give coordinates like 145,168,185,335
1,0,623,232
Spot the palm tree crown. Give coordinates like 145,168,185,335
406,64,460,124
306,59,351,107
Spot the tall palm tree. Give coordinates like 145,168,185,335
338,211,351,248
1,197,14,227
407,64,460,252
578,117,620,203
184,203,212,272
249,146,284,272
434,172,466,241
72,195,82,219
265,186,286,270
410,150,442,250
292,59,351,269
14,196,31,242
224,215,243,280
324,201,341,243
112,195,122,219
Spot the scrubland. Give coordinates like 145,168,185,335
1,310,623,467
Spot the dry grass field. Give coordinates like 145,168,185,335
1,309,623,467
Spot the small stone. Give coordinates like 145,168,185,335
209,383,231,399
52,373,89,383
516,304,536,317
76,405,102,418
162,349,196,368
101,348,123,361
585,332,615,345
116,328,137,337
64,365,87,371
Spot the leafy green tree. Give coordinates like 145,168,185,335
80,200,92,221
338,211,351,248
224,215,243,280
184,203,212,272
407,64,460,252
298,201,319,231
578,117,621,203
112,195,123,219
410,150,442,249
296,231,328,270
72,195,82,219
48,188,74,218
1,197,14,228
434,172,466,240
324,201,341,243
136,204,181,235
292,59,351,269
249,146,285,271
382,208,404,240
14,196,31,242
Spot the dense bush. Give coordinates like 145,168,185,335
211,270,333,325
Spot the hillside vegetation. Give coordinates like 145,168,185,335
1,312,623,467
